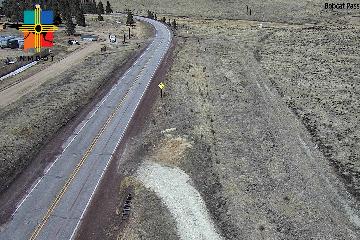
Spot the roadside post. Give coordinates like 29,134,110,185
159,82,166,98
109,34,116,43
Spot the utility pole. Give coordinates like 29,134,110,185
129,28,131,39
123,34,126,43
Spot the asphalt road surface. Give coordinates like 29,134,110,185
0,16,171,240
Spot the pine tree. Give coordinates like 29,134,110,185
161,17,166,23
81,2,89,13
85,0,97,14
52,1,62,25
147,10,154,19
3,0,21,22
126,10,135,26
60,0,76,35
105,1,113,14
97,1,104,14
98,12,104,21
172,19,177,29
82,0,97,14
74,0,86,26
64,13,75,35
44,0,53,10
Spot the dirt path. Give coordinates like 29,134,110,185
0,42,100,107
137,161,223,240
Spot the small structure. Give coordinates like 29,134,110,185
80,34,98,41
0,36,15,48
68,39,80,45
8,38,23,49
109,34,116,43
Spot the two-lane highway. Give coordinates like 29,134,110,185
0,16,172,240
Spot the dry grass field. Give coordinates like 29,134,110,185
258,23,360,197
109,0,358,23
110,5,360,240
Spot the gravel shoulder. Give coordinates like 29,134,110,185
137,161,223,240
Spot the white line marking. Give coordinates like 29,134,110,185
70,56,161,240
12,16,172,239
70,22,172,240
13,30,160,215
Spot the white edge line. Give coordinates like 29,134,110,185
14,15,170,237
12,33,155,215
69,51,163,240
70,21,172,240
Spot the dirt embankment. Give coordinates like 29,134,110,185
0,16,152,193
106,14,360,240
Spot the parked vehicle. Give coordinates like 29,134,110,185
4,57,16,65
0,36,15,48
81,34,98,41
18,39,24,49
109,34,116,43
8,39,19,49
68,39,80,45
8,38,23,49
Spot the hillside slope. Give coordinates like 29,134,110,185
109,0,356,23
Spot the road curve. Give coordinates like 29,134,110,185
0,16,172,240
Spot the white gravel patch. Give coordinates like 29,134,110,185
137,161,223,240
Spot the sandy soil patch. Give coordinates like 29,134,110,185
137,161,223,240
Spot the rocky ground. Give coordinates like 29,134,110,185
104,11,360,240
0,15,152,192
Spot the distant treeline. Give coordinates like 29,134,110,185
0,0,113,35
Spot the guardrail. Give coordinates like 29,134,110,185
0,61,38,82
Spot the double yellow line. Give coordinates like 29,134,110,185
29,56,152,240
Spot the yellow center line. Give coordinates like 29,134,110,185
29,54,156,240
30,89,129,240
